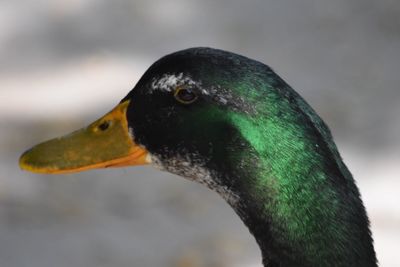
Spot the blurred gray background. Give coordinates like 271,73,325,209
0,0,399,266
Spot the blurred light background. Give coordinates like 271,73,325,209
0,0,399,266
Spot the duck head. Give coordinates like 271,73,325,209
20,48,270,203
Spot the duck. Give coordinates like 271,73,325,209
19,47,377,267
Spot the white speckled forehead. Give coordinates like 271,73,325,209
150,72,205,93
149,72,252,112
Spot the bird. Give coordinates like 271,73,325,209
19,47,377,267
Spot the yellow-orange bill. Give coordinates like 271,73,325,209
19,100,149,174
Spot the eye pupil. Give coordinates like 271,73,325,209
174,88,198,104
178,90,195,101
98,121,110,131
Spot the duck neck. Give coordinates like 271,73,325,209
221,151,376,267
218,113,377,267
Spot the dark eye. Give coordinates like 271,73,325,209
174,87,198,104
